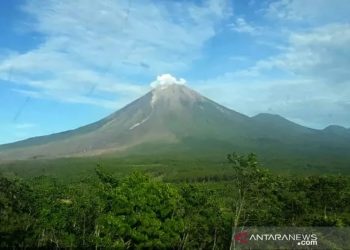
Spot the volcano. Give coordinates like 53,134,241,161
1,83,350,169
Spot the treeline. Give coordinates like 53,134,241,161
1,153,350,249
167,174,238,183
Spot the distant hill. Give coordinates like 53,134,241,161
1,84,350,171
323,125,350,136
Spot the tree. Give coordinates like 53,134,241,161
226,153,271,250
0,175,36,248
96,172,184,249
179,184,227,249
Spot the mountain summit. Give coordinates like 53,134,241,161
0,84,248,160
150,83,203,109
1,84,350,170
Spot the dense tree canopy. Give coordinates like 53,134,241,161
1,154,350,248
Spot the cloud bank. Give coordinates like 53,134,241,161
0,0,229,108
1,0,349,130
198,13,350,128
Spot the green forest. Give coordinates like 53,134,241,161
1,153,350,249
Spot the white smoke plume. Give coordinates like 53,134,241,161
150,74,186,88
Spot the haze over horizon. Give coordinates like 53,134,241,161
1,0,350,144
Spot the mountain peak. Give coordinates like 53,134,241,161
150,83,203,108
151,82,187,93
2,78,350,166
152,82,184,90
323,125,348,133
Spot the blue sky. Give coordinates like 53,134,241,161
0,0,350,144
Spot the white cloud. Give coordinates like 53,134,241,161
194,23,350,128
265,0,350,23
0,0,230,108
284,24,350,84
252,24,350,86
229,17,260,35
150,74,186,88
15,123,37,129
196,76,349,128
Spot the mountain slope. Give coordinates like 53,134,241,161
0,84,350,170
0,84,252,160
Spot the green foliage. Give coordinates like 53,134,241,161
30,176,104,248
0,175,36,248
0,153,350,248
96,172,184,249
179,184,228,249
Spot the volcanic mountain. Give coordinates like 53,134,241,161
1,83,350,170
